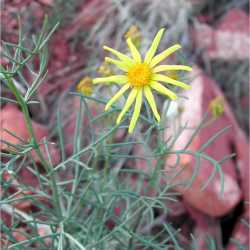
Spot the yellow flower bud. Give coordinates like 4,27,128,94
76,77,93,96
209,96,225,119
124,25,142,49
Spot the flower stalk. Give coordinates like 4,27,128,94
4,74,63,219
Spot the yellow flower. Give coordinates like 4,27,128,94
76,77,93,96
209,96,224,119
93,28,192,133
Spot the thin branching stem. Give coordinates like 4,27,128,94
4,72,63,220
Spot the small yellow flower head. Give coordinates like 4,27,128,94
124,25,142,48
93,28,192,133
76,77,93,96
209,96,225,119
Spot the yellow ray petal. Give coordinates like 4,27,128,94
103,45,134,65
144,86,160,122
93,75,128,84
153,74,191,90
150,44,181,67
105,84,130,111
116,88,138,124
126,38,142,63
128,89,142,133
150,81,177,100
105,57,131,72
144,28,165,64
153,65,192,73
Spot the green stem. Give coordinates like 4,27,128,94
5,76,62,219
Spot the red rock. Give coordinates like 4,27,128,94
65,0,109,39
18,168,40,187
226,214,249,250
192,9,250,60
13,190,34,211
217,9,249,33
114,207,121,217
12,228,28,242
105,219,116,230
0,210,12,228
37,227,52,246
37,0,53,6
186,204,222,250
0,104,60,165
164,66,247,217
48,33,70,73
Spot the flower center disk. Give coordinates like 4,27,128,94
127,63,152,87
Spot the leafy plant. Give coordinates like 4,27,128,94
0,13,247,250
